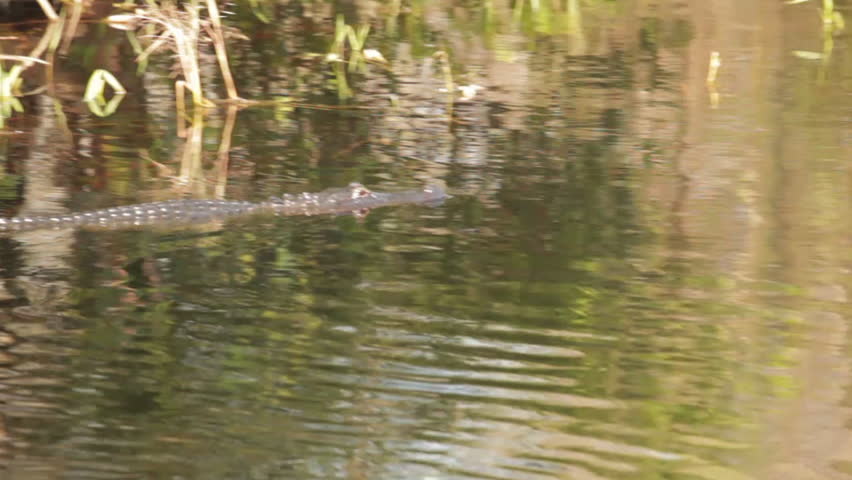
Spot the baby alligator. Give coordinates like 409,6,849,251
0,183,446,232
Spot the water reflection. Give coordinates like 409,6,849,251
2,0,852,479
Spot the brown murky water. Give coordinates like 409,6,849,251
1,1,851,479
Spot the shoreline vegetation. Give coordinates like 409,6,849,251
2,0,844,119
0,0,845,189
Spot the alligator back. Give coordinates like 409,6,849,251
0,199,261,232
0,183,447,232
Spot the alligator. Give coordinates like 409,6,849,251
0,183,447,232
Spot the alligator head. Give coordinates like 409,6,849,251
268,182,448,216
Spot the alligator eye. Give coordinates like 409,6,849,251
350,185,372,199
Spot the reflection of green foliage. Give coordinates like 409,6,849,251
246,0,272,23
639,17,661,54
326,15,373,99
513,0,585,36
668,19,695,48
0,172,22,201
640,17,695,52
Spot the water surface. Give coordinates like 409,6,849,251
1,1,851,479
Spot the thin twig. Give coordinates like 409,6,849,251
35,0,58,20
175,80,188,138
214,105,238,198
136,32,171,64
202,0,240,100
202,22,240,100
0,55,49,65
61,0,84,54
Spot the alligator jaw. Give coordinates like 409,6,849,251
337,183,448,212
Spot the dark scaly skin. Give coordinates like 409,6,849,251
0,183,447,232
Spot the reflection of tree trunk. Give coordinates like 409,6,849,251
760,14,852,476
674,1,852,478
0,93,75,474
0,323,19,463
15,95,74,307
766,307,852,479
639,0,852,476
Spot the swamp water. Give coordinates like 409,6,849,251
1,1,851,479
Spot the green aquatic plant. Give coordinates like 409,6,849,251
0,64,23,97
819,0,844,29
84,69,127,117
788,0,847,29
84,69,126,101
327,15,367,100
0,16,66,127
325,14,387,100
788,0,845,81
0,63,25,128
